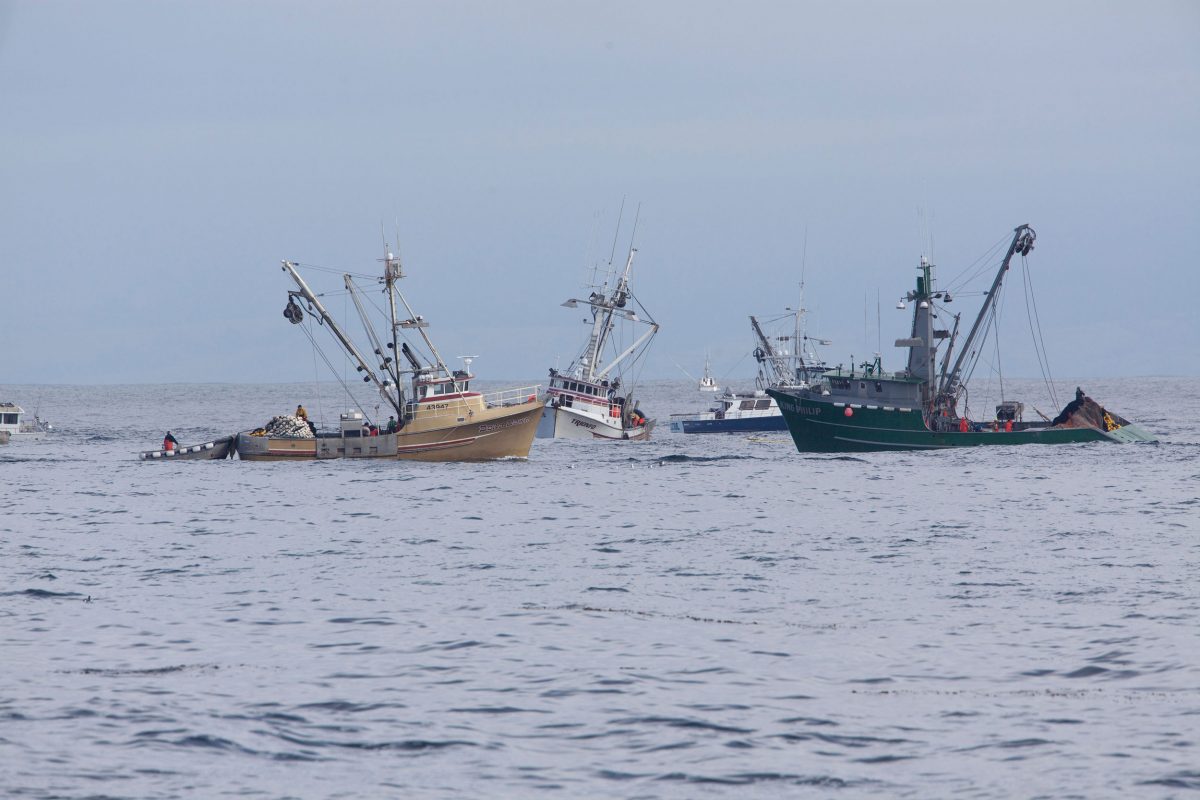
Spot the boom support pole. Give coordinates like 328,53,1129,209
941,224,1035,397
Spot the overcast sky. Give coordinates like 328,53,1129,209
2,1,1197,385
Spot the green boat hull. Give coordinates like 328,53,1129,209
766,390,1156,452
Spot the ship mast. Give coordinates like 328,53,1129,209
750,315,787,387
564,244,656,383
383,248,403,391
588,246,633,380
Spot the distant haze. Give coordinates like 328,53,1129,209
2,1,1197,384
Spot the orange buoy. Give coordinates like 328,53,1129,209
844,407,853,417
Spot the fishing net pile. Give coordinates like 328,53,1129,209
252,414,315,438
1051,394,1129,432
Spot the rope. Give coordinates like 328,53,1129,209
298,317,368,423
942,234,1010,295
311,326,323,428
1020,254,1059,408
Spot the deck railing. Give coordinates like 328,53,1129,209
483,385,542,409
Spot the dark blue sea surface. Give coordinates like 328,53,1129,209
1,378,1196,798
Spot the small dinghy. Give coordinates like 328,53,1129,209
139,435,237,461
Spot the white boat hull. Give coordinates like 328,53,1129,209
4,430,47,441
536,403,654,440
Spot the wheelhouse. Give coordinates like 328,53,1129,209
415,370,477,402
0,403,28,434
546,369,614,406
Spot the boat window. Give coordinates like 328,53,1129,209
875,382,883,392
755,399,771,410
860,382,866,390
739,400,756,410
1,414,16,424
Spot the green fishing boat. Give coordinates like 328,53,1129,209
769,224,1156,452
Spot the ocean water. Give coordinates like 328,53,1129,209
2,378,1197,799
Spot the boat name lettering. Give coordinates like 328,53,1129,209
570,419,597,429
479,417,528,434
426,403,449,410
794,406,821,416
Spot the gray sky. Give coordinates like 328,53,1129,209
2,0,1197,385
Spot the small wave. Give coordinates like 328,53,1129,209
811,732,910,748
68,663,220,677
295,701,401,713
1139,771,1200,790
410,639,487,653
270,729,475,752
448,706,549,715
525,603,839,629
655,454,759,464
853,754,916,764
135,731,323,762
612,716,754,735
778,716,838,727
1062,665,1141,679
652,771,856,787
2,588,85,599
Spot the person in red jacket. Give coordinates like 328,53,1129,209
163,431,179,452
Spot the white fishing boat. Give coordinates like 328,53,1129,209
537,239,659,441
697,353,720,392
237,245,542,461
0,402,51,442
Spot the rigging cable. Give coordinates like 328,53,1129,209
311,321,324,429
1020,253,1059,409
992,284,1005,401
941,234,1010,296
297,314,370,421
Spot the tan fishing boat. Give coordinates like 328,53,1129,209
238,248,540,462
